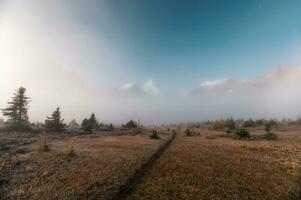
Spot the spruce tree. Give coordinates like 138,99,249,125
243,118,256,127
89,113,97,129
225,117,236,133
123,120,138,129
109,123,114,130
81,118,88,130
68,119,80,130
44,107,66,132
81,113,98,132
2,87,31,131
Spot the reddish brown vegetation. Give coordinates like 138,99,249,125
0,132,166,199
128,128,301,200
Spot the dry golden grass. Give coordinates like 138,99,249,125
128,129,301,200
0,133,166,200
36,133,50,153
1,127,301,200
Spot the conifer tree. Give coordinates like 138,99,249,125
225,117,236,133
109,123,114,130
2,87,31,130
81,113,98,132
243,118,256,127
44,107,66,132
81,118,88,130
89,113,97,128
68,119,80,130
123,120,138,129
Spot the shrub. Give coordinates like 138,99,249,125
132,127,143,135
255,119,266,126
31,127,44,134
109,123,114,130
185,128,192,136
264,132,278,140
225,127,232,134
264,123,278,140
150,130,160,139
210,120,225,130
123,120,138,129
265,123,272,133
243,119,256,127
235,129,250,139
268,119,278,128
225,117,236,132
0,122,32,133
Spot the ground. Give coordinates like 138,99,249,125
1,127,301,200
0,131,168,199
128,127,301,200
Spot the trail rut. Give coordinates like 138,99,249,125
111,131,177,200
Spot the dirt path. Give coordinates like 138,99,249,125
291,171,301,199
112,131,177,200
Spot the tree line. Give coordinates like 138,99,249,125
1,87,139,133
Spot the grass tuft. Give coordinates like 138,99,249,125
36,133,50,153
62,141,77,160
132,127,143,135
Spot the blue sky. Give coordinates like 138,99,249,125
72,0,301,91
1,0,301,124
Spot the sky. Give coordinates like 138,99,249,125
1,0,301,124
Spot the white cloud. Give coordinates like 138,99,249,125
119,79,160,97
192,67,301,96
193,79,242,94
200,79,228,87
190,66,301,120
120,83,146,96
143,79,160,96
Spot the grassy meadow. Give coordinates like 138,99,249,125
1,125,301,199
